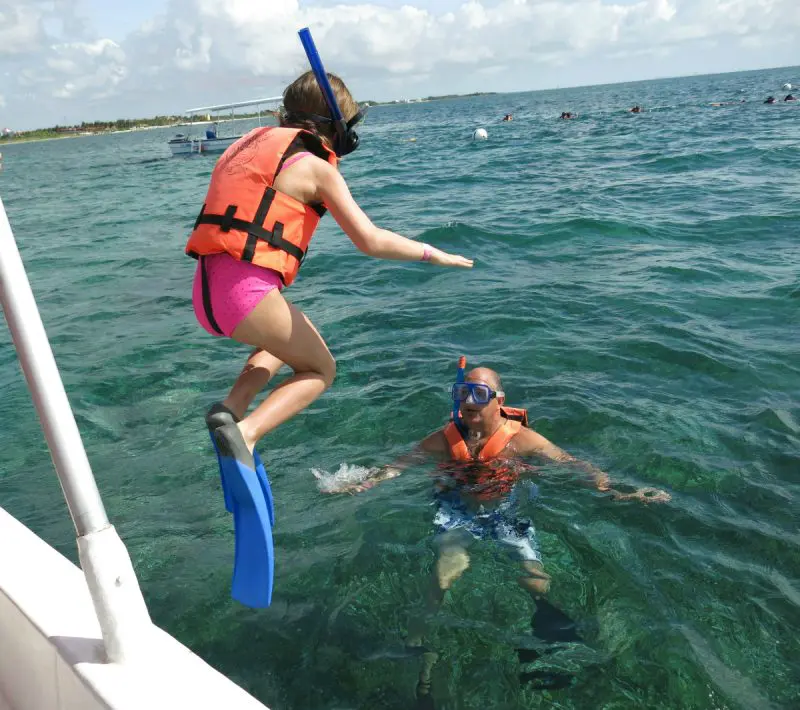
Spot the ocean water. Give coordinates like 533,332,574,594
1,66,799,709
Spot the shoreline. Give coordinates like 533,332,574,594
0,117,264,146
2,92,501,145
0,124,182,146
1,133,91,146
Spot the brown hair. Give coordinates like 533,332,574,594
279,70,359,150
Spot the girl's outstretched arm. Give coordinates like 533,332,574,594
315,160,473,267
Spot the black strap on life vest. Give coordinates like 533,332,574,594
193,186,305,265
200,256,224,336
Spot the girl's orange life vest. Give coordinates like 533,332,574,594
185,126,338,287
443,407,529,461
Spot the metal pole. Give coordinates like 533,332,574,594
0,196,151,662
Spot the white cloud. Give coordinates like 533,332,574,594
0,0,91,57
57,38,123,59
1,0,799,128
0,2,45,57
45,38,127,99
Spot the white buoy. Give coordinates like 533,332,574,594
783,83,792,90
472,128,488,141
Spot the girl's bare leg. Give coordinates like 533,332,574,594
229,289,336,452
222,348,285,421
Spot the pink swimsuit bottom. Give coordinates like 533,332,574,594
192,253,284,337
191,151,311,337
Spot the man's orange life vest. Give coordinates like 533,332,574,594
443,407,529,462
185,126,338,287
439,407,530,500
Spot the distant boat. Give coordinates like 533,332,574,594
168,96,282,156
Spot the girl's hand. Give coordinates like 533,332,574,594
428,249,474,268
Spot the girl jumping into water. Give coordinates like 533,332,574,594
187,70,473,463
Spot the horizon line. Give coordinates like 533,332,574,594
3,62,797,134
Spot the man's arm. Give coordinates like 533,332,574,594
331,430,447,494
512,428,612,491
381,430,448,475
512,428,670,503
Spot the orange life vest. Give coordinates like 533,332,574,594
185,126,338,287
443,407,529,462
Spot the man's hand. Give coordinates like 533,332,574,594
594,471,612,492
323,466,402,495
611,487,671,504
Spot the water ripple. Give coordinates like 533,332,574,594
1,67,799,709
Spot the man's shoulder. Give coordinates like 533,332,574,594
509,425,552,455
421,427,449,454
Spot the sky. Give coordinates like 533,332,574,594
1,0,798,130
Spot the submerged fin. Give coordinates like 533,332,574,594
531,597,582,644
517,646,576,691
519,669,576,691
517,647,553,664
518,599,590,691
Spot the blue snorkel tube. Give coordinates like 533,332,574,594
454,356,468,436
297,27,362,157
298,28,344,124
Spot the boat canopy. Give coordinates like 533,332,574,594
185,96,283,114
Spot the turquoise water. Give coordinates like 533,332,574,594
1,66,799,709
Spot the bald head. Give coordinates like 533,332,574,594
465,367,502,392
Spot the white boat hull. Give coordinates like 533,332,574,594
168,135,241,156
0,507,270,710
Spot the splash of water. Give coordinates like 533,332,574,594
312,463,381,493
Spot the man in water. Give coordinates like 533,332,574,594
345,363,670,693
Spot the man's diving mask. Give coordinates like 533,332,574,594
451,382,504,405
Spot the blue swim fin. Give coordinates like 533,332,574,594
217,444,274,608
210,428,234,514
207,405,274,525
253,450,275,527
206,406,274,608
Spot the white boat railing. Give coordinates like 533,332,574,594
0,196,151,664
